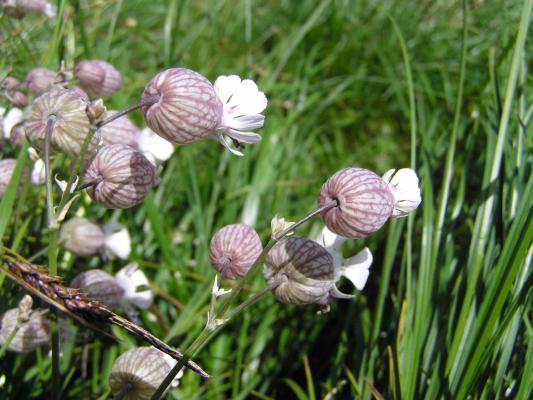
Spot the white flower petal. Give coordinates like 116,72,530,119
226,129,262,144
215,133,244,156
213,75,242,104
316,226,347,253
226,79,267,116
2,108,23,139
161,352,185,387
116,263,154,309
228,114,265,131
31,159,46,185
138,128,174,164
337,247,373,291
383,168,422,217
103,222,131,259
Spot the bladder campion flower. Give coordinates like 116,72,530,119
59,217,106,256
75,60,123,97
25,68,58,96
71,269,125,308
382,168,422,216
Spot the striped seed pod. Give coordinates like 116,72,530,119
109,347,180,400
97,110,140,148
1,0,55,18
0,299,49,353
25,67,58,96
84,144,157,209
59,217,105,256
75,60,123,97
142,68,223,144
1,76,21,92
318,167,394,239
209,224,263,280
25,88,99,159
0,158,18,197
264,237,335,305
71,269,125,308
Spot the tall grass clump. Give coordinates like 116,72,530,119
0,0,531,399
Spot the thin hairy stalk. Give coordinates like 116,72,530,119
151,201,338,399
96,95,160,128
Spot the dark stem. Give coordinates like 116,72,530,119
75,177,103,192
96,95,160,128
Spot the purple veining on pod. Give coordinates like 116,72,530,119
142,68,223,144
0,305,50,353
97,110,140,148
75,60,123,97
0,158,18,197
84,144,156,209
318,167,395,239
10,91,27,107
25,68,58,96
59,217,106,256
71,269,125,308
9,123,26,147
264,236,336,305
209,224,263,279
25,87,98,159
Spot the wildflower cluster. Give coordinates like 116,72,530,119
0,50,420,399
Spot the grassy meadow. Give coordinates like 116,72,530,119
0,0,532,399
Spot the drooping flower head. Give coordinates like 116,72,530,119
209,223,263,280
75,60,123,97
142,68,267,155
97,110,140,148
142,68,223,144
59,216,105,256
109,347,183,399
318,167,395,239
25,67,58,96
25,87,99,159
84,144,157,209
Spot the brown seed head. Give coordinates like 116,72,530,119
264,237,335,305
84,144,157,209
209,224,263,279
318,167,394,239
142,68,222,144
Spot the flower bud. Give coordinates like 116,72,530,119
75,60,122,97
0,158,18,197
9,122,26,147
0,297,49,352
84,144,157,209
318,167,394,239
142,68,222,144
1,76,21,92
10,91,28,107
264,237,336,305
25,88,99,159
25,67,58,96
59,216,105,256
109,347,183,399
209,224,263,279
71,269,125,308
98,110,140,148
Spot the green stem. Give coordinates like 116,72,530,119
150,201,338,399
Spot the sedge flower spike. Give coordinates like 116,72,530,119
142,68,266,155
382,168,422,217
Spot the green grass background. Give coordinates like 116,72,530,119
0,0,531,398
